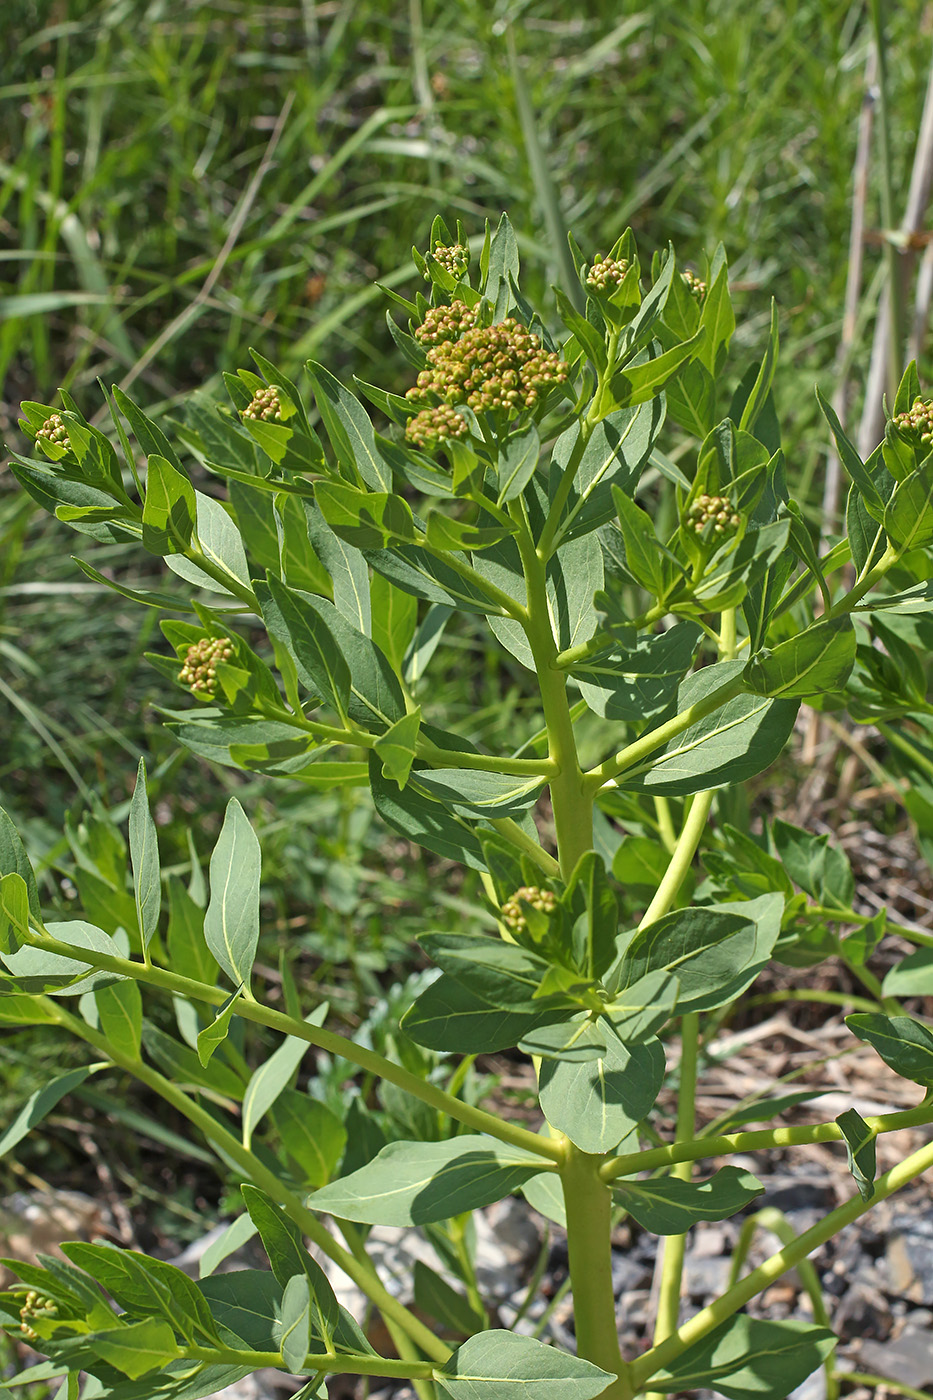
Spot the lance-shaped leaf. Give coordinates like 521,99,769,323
846,1012,933,1086
0,1066,95,1162
0,808,41,917
86,1317,179,1380
614,1165,764,1233
196,985,244,1066
315,480,417,550
370,754,485,870
374,708,422,789
241,1005,327,1150
277,1273,311,1373
258,574,349,719
402,972,568,1054
883,945,933,997
424,511,514,552
410,768,545,818
128,758,160,953
142,454,196,554
1,919,126,996
620,660,798,796
538,1032,665,1154
836,1107,876,1201
240,1185,339,1350
575,624,701,725
646,1315,835,1399
435,1330,614,1399
610,331,705,409
307,1135,551,1226
885,459,933,552
0,872,29,954
816,386,885,517
306,360,392,490
272,1089,347,1188
612,905,757,1015
419,933,559,1009
744,615,856,698
496,424,541,504
204,799,261,989
62,1242,221,1346
95,978,142,1061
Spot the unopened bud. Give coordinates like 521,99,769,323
405,403,468,450
500,885,558,935
178,636,234,697
893,396,933,447
585,254,630,291
686,493,740,535
242,386,283,422
681,269,707,302
430,242,470,279
35,413,72,452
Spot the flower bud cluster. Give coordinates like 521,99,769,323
893,396,933,446
430,242,469,279
405,403,468,450
687,493,741,535
36,413,72,452
407,317,568,414
178,636,233,696
242,386,283,422
681,270,707,301
19,1290,57,1342
586,254,630,291
500,885,558,935
414,299,479,347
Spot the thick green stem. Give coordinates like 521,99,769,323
638,793,713,930
632,1133,933,1388
24,931,563,1163
599,1100,933,1182
183,1344,436,1379
47,1001,450,1363
510,501,593,873
561,1145,630,1400
645,1012,699,1400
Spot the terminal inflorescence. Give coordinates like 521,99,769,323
585,255,630,291
500,885,558,936
407,316,568,414
686,493,741,536
242,386,284,422
893,397,933,448
36,413,72,452
178,636,234,696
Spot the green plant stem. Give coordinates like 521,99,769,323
631,1132,933,1388
813,902,933,949
653,797,678,855
838,1372,933,1400
584,674,746,792
510,500,593,873
560,1145,629,1399
24,931,564,1163
828,541,898,616
645,1012,699,1400
489,817,562,876
746,987,880,1015
46,1001,451,1364
599,1100,933,1182
183,1344,436,1379
638,793,713,929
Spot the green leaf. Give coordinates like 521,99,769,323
0,807,41,917
306,361,392,490
196,984,244,1066
0,872,29,953
574,624,700,724
410,768,545,818
550,401,663,547
497,424,541,504
836,1107,876,1201
647,1315,835,1399
538,1034,664,1154
165,492,250,595
611,486,669,595
141,454,196,554
272,1088,347,1188
95,978,143,1061
402,972,565,1054
197,1269,281,1351
370,571,418,671
744,616,856,698
616,1166,764,1233
885,459,933,552
483,212,520,318
374,708,422,789
883,945,933,997
88,1317,178,1379
846,1012,933,1086
738,300,779,435
166,876,217,987
420,933,556,1010
278,1273,311,1373
239,1186,338,1348
0,1066,94,1162
424,510,514,553
315,480,416,549
621,660,798,795
258,574,349,718
816,387,885,516
204,799,261,989
610,331,705,409
304,500,370,632
141,1021,244,1099
128,759,160,953
307,1135,550,1226
199,1215,258,1279
414,1259,487,1336
772,820,854,908
370,754,485,871
1,919,126,996
435,1330,614,1399
62,1242,220,1346
241,1007,326,1150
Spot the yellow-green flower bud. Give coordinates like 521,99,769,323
405,403,468,450
585,254,630,291
893,396,933,447
242,386,283,422
407,317,568,416
686,493,741,536
500,885,558,935
430,242,470,279
35,413,72,452
681,269,707,302
178,636,234,697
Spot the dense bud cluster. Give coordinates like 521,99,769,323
407,317,568,414
585,254,630,291
430,241,470,279
681,269,707,301
178,636,233,696
500,885,558,935
687,493,741,536
405,403,468,450
414,299,479,347
893,397,933,446
19,1290,57,1342
242,386,283,422
35,413,72,452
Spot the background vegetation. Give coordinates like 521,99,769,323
2,0,932,1304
